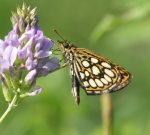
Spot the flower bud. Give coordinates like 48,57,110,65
24,69,37,85
1,77,12,102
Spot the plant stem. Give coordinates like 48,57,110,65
0,95,17,123
101,94,113,135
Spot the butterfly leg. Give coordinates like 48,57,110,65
60,62,69,69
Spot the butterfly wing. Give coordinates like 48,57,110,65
73,48,131,95
113,65,132,91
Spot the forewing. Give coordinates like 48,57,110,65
73,48,131,95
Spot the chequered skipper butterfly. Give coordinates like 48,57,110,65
55,31,132,105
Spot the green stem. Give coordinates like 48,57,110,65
101,94,113,135
0,95,18,123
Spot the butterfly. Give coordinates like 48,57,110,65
54,30,132,105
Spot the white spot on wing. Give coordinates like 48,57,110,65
85,71,89,76
94,91,101,94
95,79,103,87
89,79,97,87
82,60,90,67
104,69,114,77
101,62,111,68
83,81,89,87
92,66,100,75
80,72,85,79
91,58,98,63
101,78,108,84
87,91,92,94
104,74,112,82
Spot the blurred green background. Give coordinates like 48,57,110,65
0,0,150,135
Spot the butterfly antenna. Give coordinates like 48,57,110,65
53,29,66,42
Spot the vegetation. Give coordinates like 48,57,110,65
0,0,150,135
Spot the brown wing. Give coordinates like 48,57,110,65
73,48,132,95
112,65,132,91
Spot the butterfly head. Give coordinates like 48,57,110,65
58,40,75,53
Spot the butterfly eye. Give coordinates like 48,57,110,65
63,43,69,48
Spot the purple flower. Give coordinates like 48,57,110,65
0,3,60,102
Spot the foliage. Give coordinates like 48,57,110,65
0,0,150,135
